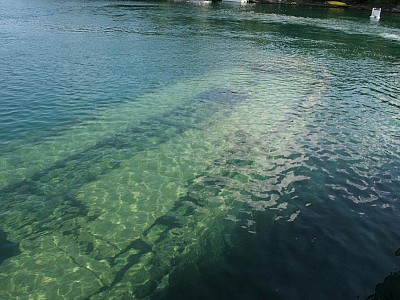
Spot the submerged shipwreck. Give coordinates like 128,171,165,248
0,59,327,299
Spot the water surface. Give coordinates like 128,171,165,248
0,0,399,299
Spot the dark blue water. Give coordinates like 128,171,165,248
0,0,399,299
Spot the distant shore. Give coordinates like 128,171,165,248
254,0,400,13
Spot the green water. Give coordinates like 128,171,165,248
0,1,399,299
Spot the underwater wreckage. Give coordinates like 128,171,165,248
0,60,327,299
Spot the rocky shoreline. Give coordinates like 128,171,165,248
254,0,400,13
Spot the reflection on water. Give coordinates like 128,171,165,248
0,0,399,299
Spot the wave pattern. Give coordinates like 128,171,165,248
0,1,399,299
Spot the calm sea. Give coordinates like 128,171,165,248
0,0,399,299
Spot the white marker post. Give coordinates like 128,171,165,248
370,7,381,20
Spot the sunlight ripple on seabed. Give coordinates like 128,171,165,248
0,67,245,190
0,58,328,299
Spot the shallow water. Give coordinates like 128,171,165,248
0,0,399,299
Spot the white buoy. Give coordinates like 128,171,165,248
370,7,381,20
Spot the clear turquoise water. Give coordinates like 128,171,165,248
0,0,399,299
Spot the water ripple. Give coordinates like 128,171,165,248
0,1,399,299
